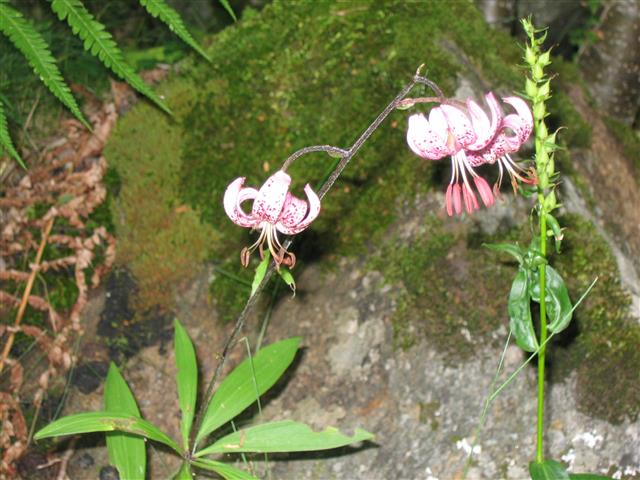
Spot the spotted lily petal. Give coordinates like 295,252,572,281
252,170,291,223
276,184,320,235
277,192,308,230
466,92,502,151
224,177,259,228
406,113,450,160
440,104,477,147
502,96,533,144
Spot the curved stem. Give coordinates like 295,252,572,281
191,70,443,452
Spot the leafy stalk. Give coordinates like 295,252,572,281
0,1,90,129
522,18,557,465
50,0,172,115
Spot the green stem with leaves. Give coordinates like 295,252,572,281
523,18,557,464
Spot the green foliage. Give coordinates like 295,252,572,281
195,336,301,444
529,459,570,480
34,411,182,452
0,96,24,167
508,268,537,352
0,0,90,130
104,363,146,480
50,0,171,115
173,318,197,450
35,321,372,479
196,420,373,455
139,0,210,62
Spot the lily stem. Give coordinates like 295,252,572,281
191,69,443,453
536,195,547,463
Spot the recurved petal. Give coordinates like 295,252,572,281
224,177,259,228
440,104,476,147
276,184,321,235
252,170,291,223
406,113,450,160
502,96,533,142
278,192,308,229
466,92,503,151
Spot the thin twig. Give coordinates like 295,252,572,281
0,217,54,374
191,70,442,452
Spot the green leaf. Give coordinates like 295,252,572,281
278,268,296,296
545,213,563,253
173,462,193,480
174,319,198,450
192,459,257,480
483,242,525,264
139,0,211,61
0,97,24,168
508,268,538,352
569,474,613,480
34,412,181,453
50,0,172,115
251,252,270,297
195,337,301,445
530,265,573,333
529,460,570,480
0,2,90,129
217,0,237,22
196,420,374,456
104,363,146,480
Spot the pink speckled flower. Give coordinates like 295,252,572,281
224,170,320,268
407,93,533,216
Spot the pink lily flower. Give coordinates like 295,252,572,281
406,93,533,216
224,170,320,268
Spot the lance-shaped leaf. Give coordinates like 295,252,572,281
34,412,181,453
50,0,171,115
569,474,613,480
104,363,146,480
530,265,573,333
483,242,525,264
139,0,210,61
173,462,193,480
192,458,258,480
0,2,90,129
195,420,373,456
529,459,570,480
250,252,270,297
195,337,300,445
508,268,538,352
173,319,198,450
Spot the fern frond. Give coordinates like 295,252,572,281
0,96,25,168
51,0,172,116
139,0,211,62
218,0,237,22
0,2,90,130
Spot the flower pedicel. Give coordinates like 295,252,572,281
223,170,320,268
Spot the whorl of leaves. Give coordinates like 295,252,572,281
0,0,90,130
139,0,211,62
50,0,172,115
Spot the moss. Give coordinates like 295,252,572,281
105,0,530,322
103,83,218,313
370,215,514,360
602,116,640,175
547,90,592,149
549,214,639,423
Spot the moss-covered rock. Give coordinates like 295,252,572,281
103,0,639,423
